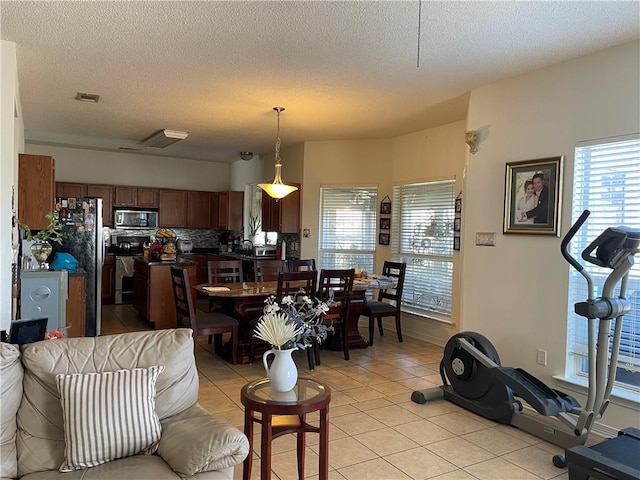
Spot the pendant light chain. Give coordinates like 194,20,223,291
274,107,282,165
417,0,422,68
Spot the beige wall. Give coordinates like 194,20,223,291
301,121,467,346
1,40,24,329
25,144,232,192
462,40,640,430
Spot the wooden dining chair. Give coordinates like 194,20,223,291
363,261,406,346
285,258,316,273
252,259,285,281
207,259,244,312
316,268,355,362
170,266,238,364
250,270,318,368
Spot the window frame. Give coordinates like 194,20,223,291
391,179,456,320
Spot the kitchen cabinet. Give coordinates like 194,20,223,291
114,186,159,208
19,154,55,230
178,253,208,286
217,191,244,230
56,182,113,226
137,188,159,207
187,191,212,229
209,192,219,229
86,184,114,226
102,255,115,304
56,182,86,198
66,274,86,338
132,259,196,330
158,189,188,227
262,184,300,233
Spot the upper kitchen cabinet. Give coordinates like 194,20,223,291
114,186,159,208
19,154,55,230
209,192,219,230
56,182,86,198
186,191,212,229
262,184,300,233
218,191,243,231
86,184,114,227
158,189,187,227
56,182,113,227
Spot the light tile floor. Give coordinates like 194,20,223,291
103,303,576,480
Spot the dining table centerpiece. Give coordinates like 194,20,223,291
254,292,330,392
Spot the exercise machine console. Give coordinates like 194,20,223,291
411,210,639,470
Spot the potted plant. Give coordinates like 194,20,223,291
248,214,261,244
19,211,68,269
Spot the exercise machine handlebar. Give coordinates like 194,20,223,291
561,209,591,273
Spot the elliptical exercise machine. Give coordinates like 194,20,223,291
411,210,639,469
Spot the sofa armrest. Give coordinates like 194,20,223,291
158,403,249,476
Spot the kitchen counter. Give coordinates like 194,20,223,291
134,257,197,267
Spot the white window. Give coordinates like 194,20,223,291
318,187,377,272
392,180,455,318
568,135,640,391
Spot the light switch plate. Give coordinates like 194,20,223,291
476,232,496,246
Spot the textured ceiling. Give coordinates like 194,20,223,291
2,1,638,163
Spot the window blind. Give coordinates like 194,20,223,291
568,136,640,390
318,187,377,273
391,180,455,317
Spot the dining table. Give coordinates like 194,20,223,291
195,280,372,364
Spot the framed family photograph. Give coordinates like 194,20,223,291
379,217,390,230
378,233,390,245
503,156,563,236
453,217,461,232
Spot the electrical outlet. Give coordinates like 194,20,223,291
537,349,547,366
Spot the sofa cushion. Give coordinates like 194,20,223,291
56,365,164,472
158,403,250,476
1,342,23,479
17,329,198,477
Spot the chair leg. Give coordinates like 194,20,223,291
208,334,213,344
395,313,403,342
249,336,255,364
341,323,349,361
231,326,238,365
378,318,384,336
307,343,315,370
368,315,375,346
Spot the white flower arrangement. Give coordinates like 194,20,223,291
254,292,332,350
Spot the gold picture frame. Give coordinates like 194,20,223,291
503,156,563,236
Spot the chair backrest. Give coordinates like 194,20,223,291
208,259,244,284
276,270,317,303
317,268,355,318
253,259,286,282
285,258,316,273
378,261,407,307
170,266,197,331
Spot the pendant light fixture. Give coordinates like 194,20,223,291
258,107,298,200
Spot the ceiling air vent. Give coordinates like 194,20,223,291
141,129,189,149
75,92,100,103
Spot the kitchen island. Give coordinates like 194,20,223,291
132,257,197,330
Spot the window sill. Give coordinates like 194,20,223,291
553,375,640,411
402,308,455,326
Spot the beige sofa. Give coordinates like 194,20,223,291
0,328,249,479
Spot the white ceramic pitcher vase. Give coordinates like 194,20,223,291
263,348,298,392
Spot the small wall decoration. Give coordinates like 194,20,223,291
453,217,461,232
379,233,390,245
379,218,390,230
380,195,392,215
453,236,461,251
455,196,462,213
503,156,563,236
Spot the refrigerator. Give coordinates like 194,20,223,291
55,197,103,336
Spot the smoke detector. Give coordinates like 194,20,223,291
142,129,189,148
239,151,254,161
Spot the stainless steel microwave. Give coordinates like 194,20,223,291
114,209,159,229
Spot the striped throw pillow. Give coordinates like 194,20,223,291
56,365,165,472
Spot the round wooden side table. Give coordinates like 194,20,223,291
241,377,331,480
